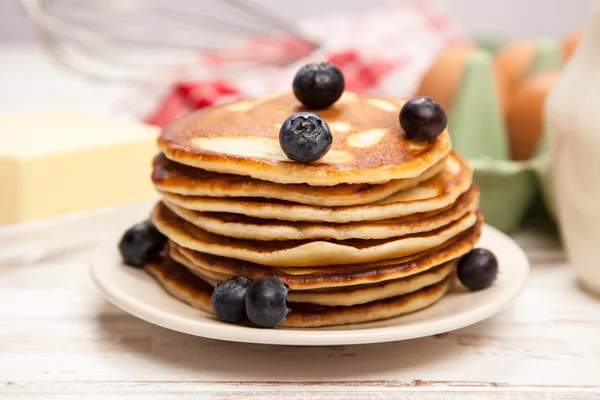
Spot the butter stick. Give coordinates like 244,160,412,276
0,112,159,224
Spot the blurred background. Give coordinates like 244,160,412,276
0,0,593,114
1,0,593,41
0,0,594,231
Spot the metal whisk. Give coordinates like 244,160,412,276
21,0,318,83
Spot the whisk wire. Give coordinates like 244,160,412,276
21,0,317,83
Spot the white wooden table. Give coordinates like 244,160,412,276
1,202,599,400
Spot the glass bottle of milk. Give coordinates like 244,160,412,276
545,0,600,292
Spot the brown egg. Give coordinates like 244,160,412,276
417,43,478,113
491,57,510,116
494,40,536,113
417,43,508,115
506,71,560,161
562,28,583,63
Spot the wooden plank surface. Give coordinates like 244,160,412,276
1,204,600,399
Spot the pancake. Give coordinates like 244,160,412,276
152,153,447,207
144,255,453,327
159,152,473,223
152,201,480,267
158,92,452,186
168,217,481,290
287,262,453,306
284,278,450,327
162,184,479,241
172,247,456,306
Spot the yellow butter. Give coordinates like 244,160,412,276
0,112,159,224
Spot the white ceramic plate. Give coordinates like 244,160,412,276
91,224,529,346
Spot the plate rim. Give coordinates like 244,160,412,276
90,223,529,346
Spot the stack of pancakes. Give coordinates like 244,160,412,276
146,92,482,327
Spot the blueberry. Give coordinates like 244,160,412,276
211,276,253,324
399,96,447,142
280,112,332,163
293,62,345,109
457,248,498,291
118,219,166,267
245,277,290,328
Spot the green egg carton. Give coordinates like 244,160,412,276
473,36,510,54
447,40,560,232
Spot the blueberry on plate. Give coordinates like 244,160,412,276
245,277,290,328
118,219,166,267
280,112,332,163
293,62,345,109
457,248,498,291
399,96,447,142
211,276,253,324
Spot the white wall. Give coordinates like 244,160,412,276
442,0,593,37
0,0,595,42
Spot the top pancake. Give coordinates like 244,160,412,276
152,153,446,207
158,92,452,186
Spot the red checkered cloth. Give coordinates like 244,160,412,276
146,0,462,127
